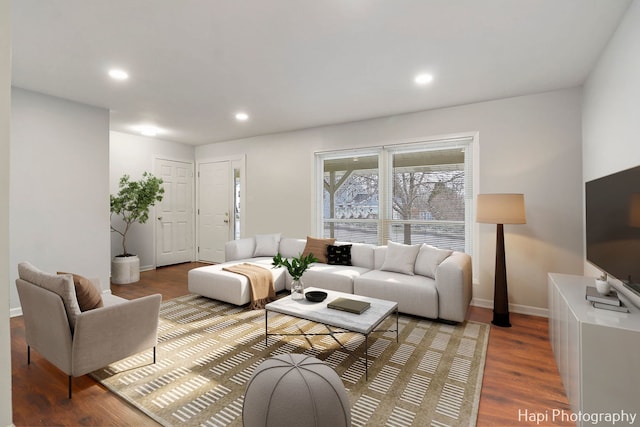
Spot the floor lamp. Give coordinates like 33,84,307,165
476,194,526,327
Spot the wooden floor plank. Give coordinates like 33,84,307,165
11,262,571,426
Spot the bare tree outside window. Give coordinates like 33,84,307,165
320,143,471,252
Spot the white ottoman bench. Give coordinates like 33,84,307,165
187,259,286,306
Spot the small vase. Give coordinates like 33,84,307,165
595,279,611,295
291,279,304,300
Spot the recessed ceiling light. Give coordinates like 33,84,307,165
108,69,129,81
414,73,434,85
134,125,159,137
235,112,249,121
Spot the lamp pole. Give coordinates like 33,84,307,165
492,223,510,327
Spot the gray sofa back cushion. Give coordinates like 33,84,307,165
339,242,375,269
373,246,387,270
225,237,256,261
279,238,307,258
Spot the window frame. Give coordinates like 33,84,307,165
315,134,476,254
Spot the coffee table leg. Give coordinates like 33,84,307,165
265,309,268,346
396,307,399,343
365,334,368,381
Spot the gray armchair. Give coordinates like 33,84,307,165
16,262,162,398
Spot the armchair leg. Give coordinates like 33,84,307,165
27,346,30,364
68,376,72,399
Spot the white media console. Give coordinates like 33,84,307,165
548,273,640,426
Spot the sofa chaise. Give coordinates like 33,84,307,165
188,235,472,323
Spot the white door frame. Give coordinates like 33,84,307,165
153,156,196,266
196,155,246,262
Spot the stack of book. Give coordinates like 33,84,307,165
585,286,629,313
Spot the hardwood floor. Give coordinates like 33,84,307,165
11,262,572,426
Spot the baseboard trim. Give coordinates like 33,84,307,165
10,307,23,318
471,298,549,318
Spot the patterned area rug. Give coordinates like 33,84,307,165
91,294,488,427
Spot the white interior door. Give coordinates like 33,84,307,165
155,159,194,267
198,161,232,263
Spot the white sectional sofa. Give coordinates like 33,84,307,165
188,235,472,323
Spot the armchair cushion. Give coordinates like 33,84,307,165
18,262,81,331
59,272,104,311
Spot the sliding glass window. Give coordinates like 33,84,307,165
317,137,473,253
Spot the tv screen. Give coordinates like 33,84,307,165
586,165,640,296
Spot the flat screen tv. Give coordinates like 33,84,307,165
586,165,640,296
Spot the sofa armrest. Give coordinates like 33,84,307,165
225,237,256,261
71,294,162,376
434,252,472,323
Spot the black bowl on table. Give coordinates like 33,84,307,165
305,291,328,303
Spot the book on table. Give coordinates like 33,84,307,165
592,301,630,313
585,286,620,306
327,297,370,314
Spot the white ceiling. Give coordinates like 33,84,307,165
11,0,632,146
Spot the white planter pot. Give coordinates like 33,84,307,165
111,255,140,284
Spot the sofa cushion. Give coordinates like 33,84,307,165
58,272,104,311
380,241,420,275
300,264,370,294
302,236,336,264
279,238,306,258
253,233,282,257
348,243,376,269
354,270,438,319
18,262,81,331
414,244,453,279
327,244,352,266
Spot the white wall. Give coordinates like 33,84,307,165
197,88,584,313
0,0,12,423
10,88,110,311
582,0,640,307
109,131,195,270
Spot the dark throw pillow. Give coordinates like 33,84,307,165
327,244,352,266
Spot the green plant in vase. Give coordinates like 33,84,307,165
272,252,318,299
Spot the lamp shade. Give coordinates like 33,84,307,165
476,193,526,224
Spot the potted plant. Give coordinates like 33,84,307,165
272,252,318,299
110,172,164,284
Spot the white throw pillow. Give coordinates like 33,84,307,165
253,233,282,257
414,244,453,279
380,240,421,275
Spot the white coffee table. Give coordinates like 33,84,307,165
264,287,398,379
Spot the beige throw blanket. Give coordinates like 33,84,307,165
222,263,275,309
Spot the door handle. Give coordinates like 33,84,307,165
157,217,163,221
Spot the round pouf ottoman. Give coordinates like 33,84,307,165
243,353,351,427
